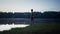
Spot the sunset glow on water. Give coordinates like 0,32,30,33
0,24,29,31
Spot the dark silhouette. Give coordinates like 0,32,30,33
30,9,34,26
0,11,60,24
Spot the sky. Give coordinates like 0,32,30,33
0,0,60,12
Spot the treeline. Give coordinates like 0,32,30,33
0,11,60,18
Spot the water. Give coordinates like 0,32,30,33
0,18,60,24
0,24,29,31
0,18,60,31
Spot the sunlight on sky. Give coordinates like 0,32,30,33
0,0,60,12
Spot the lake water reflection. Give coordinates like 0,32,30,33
0,24,29,31
0,18,60,31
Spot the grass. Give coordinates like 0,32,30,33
0,23,60,34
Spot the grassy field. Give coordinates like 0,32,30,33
0,23,60,34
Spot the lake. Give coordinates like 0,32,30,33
0,18,60,31
0,18,60,24
0,24,29,31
